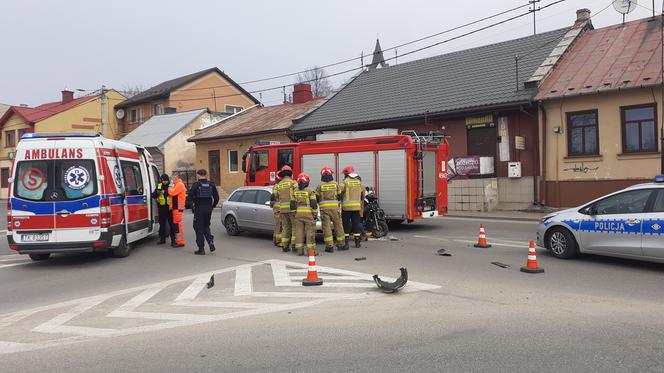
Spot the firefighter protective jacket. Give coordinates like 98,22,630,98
340,177,365,212
316,181,341,210
272,177,296,212
293,187,317,218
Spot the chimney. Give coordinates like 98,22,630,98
575,8,591,25
292,83,313,104
61,90,74,103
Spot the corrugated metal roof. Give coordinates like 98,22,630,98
292,28,569,134
189,98,324,142
121,109,207,147
537,16,663,100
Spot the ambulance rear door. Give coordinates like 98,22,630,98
10,141,57,245
52,139,102,243
119,150,150,243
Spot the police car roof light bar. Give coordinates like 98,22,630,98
654,174,664,183
21,132,102,140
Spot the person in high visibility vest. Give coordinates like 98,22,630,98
339,166,365,249
292,172,317,256
168,175,187,247
271,175,283,247
316,167,345,252
152,174,175,245
271,165,296,252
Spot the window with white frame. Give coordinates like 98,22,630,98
129,108,142,123
153,103,164,115
225,105,243,114
228,150,239,173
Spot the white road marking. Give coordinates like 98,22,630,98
454,239,525,248
413,235,531,248
0,230,7,235
442,216,538,225
0,260,440,355
0,262,30,269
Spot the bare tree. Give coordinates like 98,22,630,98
120,84,144,98
295,66,333,97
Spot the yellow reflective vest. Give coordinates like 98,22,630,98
316,181,341,210
340,177,365,212
272,177,296,212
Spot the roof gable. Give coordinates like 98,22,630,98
292,28,569,134
0,95,97,129
115,67,259,109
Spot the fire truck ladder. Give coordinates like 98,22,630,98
401,130,448,212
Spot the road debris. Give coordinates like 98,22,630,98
389,235,399,241
436,249,452,256
354,257,367,261
491,262,510,269
373,267,408,293
206,274,215,289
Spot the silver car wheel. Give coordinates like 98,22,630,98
550,231,567,255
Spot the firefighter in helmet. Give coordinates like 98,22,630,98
339,166,365,249
316,167,345,252
292,172,318,256
271,165,296,251
271,175,282,247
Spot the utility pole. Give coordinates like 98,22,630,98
529,0,541,35
100,85,107,137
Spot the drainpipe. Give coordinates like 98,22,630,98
539,102,547,206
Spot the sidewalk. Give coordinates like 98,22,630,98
446,209,553,222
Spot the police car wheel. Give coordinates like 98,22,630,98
225,215,240,236
546,227,577,259
111,236,131,258
29,253,50,261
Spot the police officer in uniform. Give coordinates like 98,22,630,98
187,169,220,255
152,174,175,245
316,167,345,253
271,166,296,252
339,166,365,249
292,173,317,256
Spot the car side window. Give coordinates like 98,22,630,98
228,190,244,202
256,190,271,205
240,190,258,204
593,189,653,215
652,190,664,213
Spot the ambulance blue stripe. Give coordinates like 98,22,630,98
54,195,100,212
9,198,53,215
125,195,146,205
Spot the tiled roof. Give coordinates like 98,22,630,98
114,67,260,109
0,96,97,127
537,16,662,100
188,98,324,142
292,28,569,134
121,109,209,147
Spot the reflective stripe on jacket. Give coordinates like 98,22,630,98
316,181,340,210
293,188,316,217
273,178,296,212
341,177,364,211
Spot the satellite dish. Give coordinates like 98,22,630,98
116,109,125,119
613,0,637,15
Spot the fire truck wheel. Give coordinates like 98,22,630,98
224,215,241,236
28,253,50,261
111,236,131,258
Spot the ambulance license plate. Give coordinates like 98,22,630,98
21,233,50,242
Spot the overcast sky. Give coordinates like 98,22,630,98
0,0,657,106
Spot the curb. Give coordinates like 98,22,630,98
445,214,541,223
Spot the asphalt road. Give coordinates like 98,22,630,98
1,212,664,372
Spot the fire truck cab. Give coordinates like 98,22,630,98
7,133,160,260
243,131,449,223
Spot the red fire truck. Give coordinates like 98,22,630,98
243,131,449,223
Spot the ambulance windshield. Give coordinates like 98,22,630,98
14,160,97,201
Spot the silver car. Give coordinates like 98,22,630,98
536,175,664,263
221,186,322,236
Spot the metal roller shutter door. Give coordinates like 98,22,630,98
301,153,335,190
338,151,375,190
378,150,407,220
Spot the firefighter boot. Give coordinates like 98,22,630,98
209,244,216,252
339,239,349,251
325,245,334,253
195,248,205,255
354,236,362,248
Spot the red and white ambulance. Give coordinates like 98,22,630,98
7,133,160,260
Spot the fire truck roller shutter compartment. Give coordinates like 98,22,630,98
301,154,336,190
378,150,407,220
423,151,437,198
338,152,375,190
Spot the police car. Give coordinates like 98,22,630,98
536,175,664,263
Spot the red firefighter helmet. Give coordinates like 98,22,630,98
321,167,333,176
342,166,355,176
297,173,310,184
278,165,293,177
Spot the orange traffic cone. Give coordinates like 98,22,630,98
302,248,323,286
473,224,491,248
520,240,544,274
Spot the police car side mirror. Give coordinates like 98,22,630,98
584,205,597,216
264,200,271,206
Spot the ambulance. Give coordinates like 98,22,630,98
7,133,160,260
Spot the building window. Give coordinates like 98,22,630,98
129,108,142,123
621,104,658,153
208,150,221,185
277,149,293,170
153,103,164,115
228,150,239,173
225,105,243,114
567,110,599,156
1,168,9,188
5,130,16,148
16,129,29,142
